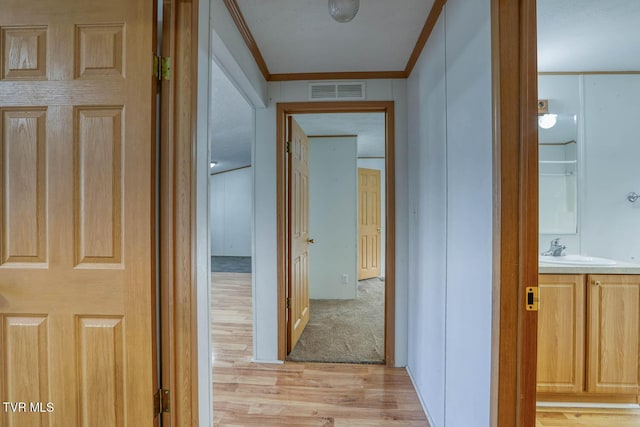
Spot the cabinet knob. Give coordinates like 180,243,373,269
592,280,601,286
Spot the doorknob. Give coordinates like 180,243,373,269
307,238,315,244
377,228,381,232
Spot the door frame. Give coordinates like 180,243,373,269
171,0,540,423
159,0,205,425
490,0,539,425
276,101,396,366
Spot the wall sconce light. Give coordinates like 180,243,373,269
538,99,557,129
210,161,217,168
329,0,359,23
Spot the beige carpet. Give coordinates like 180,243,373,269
287,277,385,364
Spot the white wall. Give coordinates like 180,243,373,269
309,137,358,299
582,74,640,262
210,167,252,256
407,0,493,425
253,79,409,365
357,158,386,277
211,0,267,107
407,14,447,426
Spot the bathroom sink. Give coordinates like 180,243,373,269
539,254,617,266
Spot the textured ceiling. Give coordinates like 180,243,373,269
293,113,385,158
538,0,640,71
210,0,640,173
235,0,434,74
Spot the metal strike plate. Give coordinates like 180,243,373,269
526,286,539,311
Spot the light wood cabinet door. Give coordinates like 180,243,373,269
587,275,640,394
537,274,586,393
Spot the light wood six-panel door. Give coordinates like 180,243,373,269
287,117,310,352
358,168,381,280
0,0,156,425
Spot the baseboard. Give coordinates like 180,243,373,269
536,401,640,409
250,358,284,364
406,366,437,427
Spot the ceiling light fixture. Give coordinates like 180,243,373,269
538,113,558,129
537,99,557,129
329,0,359,23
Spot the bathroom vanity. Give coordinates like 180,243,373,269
537,261,640,404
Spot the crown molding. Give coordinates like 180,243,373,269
404,0,447,76
269,71,407,81
222,0,271,80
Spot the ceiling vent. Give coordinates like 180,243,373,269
309,82,366,100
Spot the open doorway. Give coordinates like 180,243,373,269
535,0,640,424
208,59,255,368
284,113,387,364
274,102,396,366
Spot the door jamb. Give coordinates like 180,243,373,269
159,0,202,425
276,101,396,366
490,0,539,425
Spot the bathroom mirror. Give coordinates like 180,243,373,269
538,76,579,235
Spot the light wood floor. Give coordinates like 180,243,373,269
211,272,640,426
211,272,429,426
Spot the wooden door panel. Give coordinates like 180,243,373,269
536,274,585,393
588,275,640,395
0,1,155,425
77,316,125,426
1,26,48,80
74,106,123,265
1,108,47,264
358,168,381,280
2,315,49,425
288,117,310,352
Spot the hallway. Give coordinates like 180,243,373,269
211,272,428,426
210,273,640,426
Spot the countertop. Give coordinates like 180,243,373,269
539,258,640,274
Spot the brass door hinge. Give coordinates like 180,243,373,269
286,297,291,308
526,287,539,311
154,389,170,416
153,55,171,81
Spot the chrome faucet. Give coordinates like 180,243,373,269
541,238,566,257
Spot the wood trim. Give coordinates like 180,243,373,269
491,0,538,425
151,2,159,426
210,164,251,175
160,0,200,425
384,104,396,367
308,134,358,139
404,0,447,76
276,101,396,366
222,0,271,81
159,0,176,425
276,103,287,360
269,71,406,81
537,393,639,404
538,140,575,146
